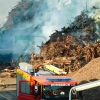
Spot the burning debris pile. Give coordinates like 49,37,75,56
29,11,100,73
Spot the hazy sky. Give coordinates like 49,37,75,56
0,0,20,26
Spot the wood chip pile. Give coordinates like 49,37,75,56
72,57,100,83
69,57,100,100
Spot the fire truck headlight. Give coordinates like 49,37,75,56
60,91,65,95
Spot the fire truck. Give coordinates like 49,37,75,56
17,62,78,100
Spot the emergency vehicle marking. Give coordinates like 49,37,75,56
17,69,30,81
51,84,76,86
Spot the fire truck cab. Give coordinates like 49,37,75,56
17,62,78,100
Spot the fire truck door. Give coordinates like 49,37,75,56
18,80,36,100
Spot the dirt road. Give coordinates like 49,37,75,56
0,77,16,100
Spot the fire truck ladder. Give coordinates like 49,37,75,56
44,65,67,75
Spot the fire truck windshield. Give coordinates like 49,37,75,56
43,85,76,99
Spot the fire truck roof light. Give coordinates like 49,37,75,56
46,78,72,82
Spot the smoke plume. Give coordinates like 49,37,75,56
0,0,100,62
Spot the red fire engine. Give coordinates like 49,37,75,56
17,62,78,100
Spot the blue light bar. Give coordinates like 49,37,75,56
46,78,72,82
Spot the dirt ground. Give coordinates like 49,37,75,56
0,77,16,100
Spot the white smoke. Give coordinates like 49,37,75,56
56,0,72,10
89,0,100,7
1,0,100,62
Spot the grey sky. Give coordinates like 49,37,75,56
0,0,20,26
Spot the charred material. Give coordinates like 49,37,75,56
36,11,100,73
